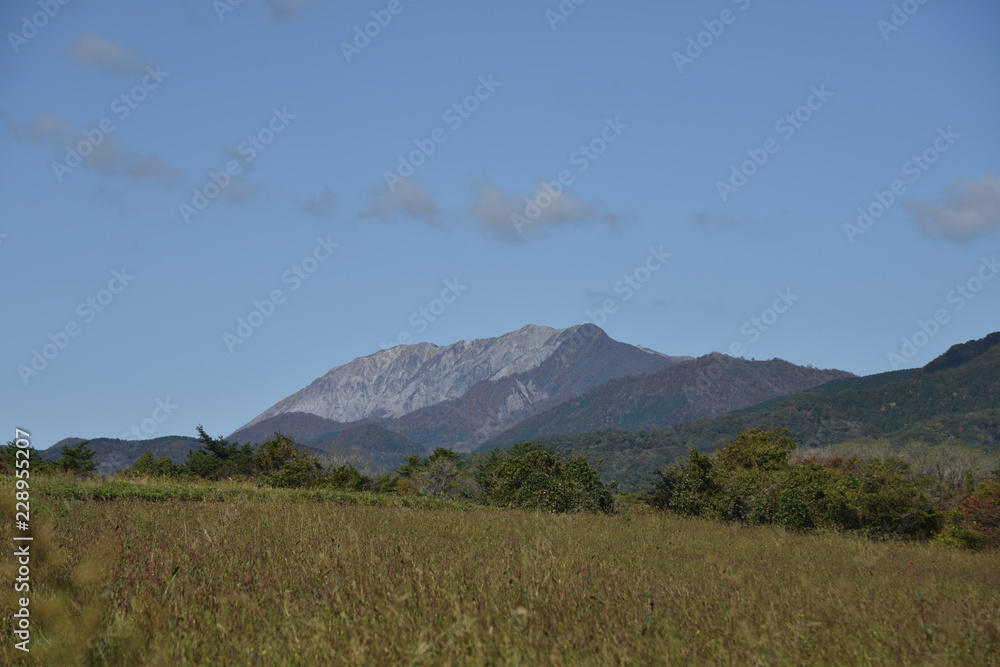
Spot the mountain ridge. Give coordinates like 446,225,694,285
518,331,1000,487
232,324,689,448
479,354,854,450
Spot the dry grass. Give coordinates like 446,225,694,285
2,478,998,665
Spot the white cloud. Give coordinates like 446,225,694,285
65,33,148,76
904,173,1000,242
360,179,441,226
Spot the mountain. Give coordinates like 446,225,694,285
480,354,854,449
515,332,1000,487
231,324,689,450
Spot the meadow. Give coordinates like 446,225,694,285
2,477,999,666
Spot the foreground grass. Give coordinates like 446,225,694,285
2,478,998,665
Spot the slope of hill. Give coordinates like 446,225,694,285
480,355,854,450
231,324,687,449
40,436,203,475
307,423,426,473
519,332,1000,487
229,412,359,448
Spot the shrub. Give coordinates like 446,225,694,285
327,464,372,491
267,455,323,488
660,450,718,518
850,459,940,539
775,487,814,531
645,429,942,540
713,428,797,472
958,481,1000,549
125,451,180,478
477,443,615,513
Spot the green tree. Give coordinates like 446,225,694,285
713,428,797,472
328,464,372,491
479,443,614,513
398,448,465,478
395,448,474,497
126,451,180,478
667,450,718,517
182,426,254,479
253,433,302,473
54,441,98,474
414,457,476,497
251,433,323,488
267,455,323,488
0,441,51,475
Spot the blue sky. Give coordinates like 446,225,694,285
3,0,999,448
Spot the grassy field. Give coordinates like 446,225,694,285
3,478,999,665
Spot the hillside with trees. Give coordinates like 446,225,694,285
481,355,853,449
510,333,1000,487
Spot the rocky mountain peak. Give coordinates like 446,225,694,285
241,324,607,428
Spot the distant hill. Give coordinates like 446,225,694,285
39,432,331,476
516,332,1000,488
307,423,425,473
39,436,203,475
228,412,360,448
480,354,853,450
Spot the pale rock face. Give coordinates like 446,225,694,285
244,324,583,428
499,379,545,420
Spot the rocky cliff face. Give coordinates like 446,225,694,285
235,324,687,446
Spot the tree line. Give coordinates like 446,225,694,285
3,427,997,548
2,427,615,514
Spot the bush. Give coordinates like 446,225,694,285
775,487,814,531
125,452,181,478
327,465,372,491
849,459,940,538
957,481,1000,549
645,429,942,539
714,428,797,472
267,455,324,488
476,443,615,513
653,449,718,518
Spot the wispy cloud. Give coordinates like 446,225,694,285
125,155,180,181
5,110,179,184
299,186,337,219
693,211,741,227
221,145,255,174
263,0,311,21
903,173,1000,242
360,179,441,226
473,181,618,240
65,33,148,76
220,175,260,204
